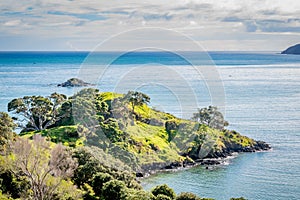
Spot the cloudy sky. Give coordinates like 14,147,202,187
0,0,299,51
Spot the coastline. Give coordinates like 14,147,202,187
137,141,271,178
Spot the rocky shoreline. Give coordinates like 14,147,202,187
137,140,271,178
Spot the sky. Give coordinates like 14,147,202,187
0,0,299,51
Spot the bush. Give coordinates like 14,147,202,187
176,192,201,200
128,190,154,200
102,180,128,200
91,172,113,196
151,184,176,199
156,194,172,200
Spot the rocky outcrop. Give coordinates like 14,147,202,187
281,44,300,55
137,140,271,177
57,78,93,87
204,140,270,159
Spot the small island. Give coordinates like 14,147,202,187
1,88,270,200
281,44,300,55
57,78,94,87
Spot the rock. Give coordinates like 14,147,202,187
202,159,221,165
57,78,93,87
140,118,164,126
281,44,300,55
136,172,144,177
255,140,271,151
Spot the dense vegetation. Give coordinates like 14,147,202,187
0,88,265,199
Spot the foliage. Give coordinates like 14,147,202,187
192,106,228,130
230,198,247,200
91,172,113,196
1,134,80,200
102,180,128,200
151,184,176,199
125,91,150,113
156,194,172,200
99,118,126,143
0,191,13,200
22,125,85,148
7,93,67,131
0,112,16,152
176,192,201,200
71,146,138,190
0,170,29,199
128,189,154,200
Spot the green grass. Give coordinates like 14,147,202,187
125,121,182,164
20,125,85,147
99,92,123,101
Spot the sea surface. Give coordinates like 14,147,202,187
0,51,300,199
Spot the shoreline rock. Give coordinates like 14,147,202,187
137,140,271,178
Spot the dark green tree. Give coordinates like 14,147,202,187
176,192,201,200
125,91,150,113
156,194,172,200
7,93,67,131
230,198,247,200
91,172,113,196
192,106,228,130
129,190,154,200
102,180,128,200
151,184,176,200
0,112,16,152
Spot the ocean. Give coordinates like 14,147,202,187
0,51,299,199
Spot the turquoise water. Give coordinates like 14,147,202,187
0,52,300,199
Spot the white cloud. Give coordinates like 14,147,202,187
0,0,299,50
3,19,22,26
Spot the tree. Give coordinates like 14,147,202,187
7,93,67,131
0,112,16,152
230,198,247,200
156,194,172,200
2,134,80,200
151,184,176,200
192,106,228,130
102,180,128,200
129,190,154,200
176,192,201,200
91,172,113,196
125,91,150,113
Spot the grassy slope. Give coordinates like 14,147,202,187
20,125,85,148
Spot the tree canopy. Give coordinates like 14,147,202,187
0,112,16,152
125,91,150,113
151,184,176,199
7,93,67,131
192,106,228,130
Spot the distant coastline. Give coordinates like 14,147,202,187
281,44,300,55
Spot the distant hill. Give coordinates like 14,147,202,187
281,44,300,55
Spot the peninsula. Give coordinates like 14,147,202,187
1,88,270,200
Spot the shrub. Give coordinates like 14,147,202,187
102,180,128,200
176,192,201,200
151,184,176,199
